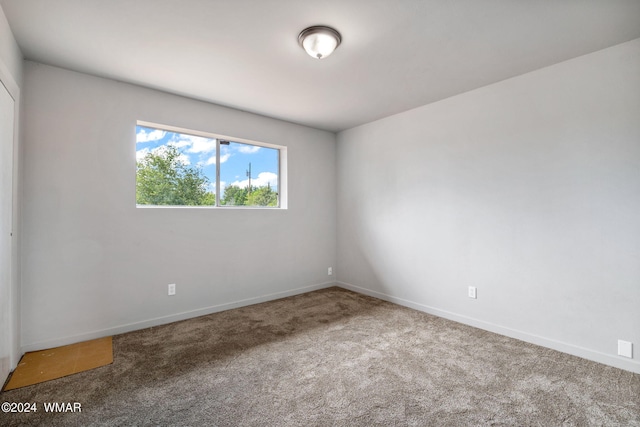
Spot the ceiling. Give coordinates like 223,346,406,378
2,0,640,132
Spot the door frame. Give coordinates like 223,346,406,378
0,58,21,378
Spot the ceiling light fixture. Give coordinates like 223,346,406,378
298,26,342,59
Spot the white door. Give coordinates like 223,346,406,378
0,80,14,385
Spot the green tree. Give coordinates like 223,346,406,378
246,185,278,207
221,184,277,206
136,145,214,205
221,185,248,206
201,192,216,206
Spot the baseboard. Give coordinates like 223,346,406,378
21,281,337,353
337,281,640,374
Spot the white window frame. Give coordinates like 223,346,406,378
136,120,287,209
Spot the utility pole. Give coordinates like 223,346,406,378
246,162,252,193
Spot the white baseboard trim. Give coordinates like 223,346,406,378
21,281,337,353
337,281,640,374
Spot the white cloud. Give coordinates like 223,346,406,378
166,134,217,154
205,152,231,166
177,153,191,166
170,139,192,149
188,138,216,154
136,147,150,161
236,145,261,154
186,136,216,154
136,128,166,143
230,171,278,189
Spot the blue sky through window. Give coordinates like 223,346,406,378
136,125,278,197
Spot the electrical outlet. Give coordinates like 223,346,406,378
618,340,633,358
328,267,333,276
168,283,176,296
468,286,477,299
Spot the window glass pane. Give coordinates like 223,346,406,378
136,125,216,206
220,141,279,207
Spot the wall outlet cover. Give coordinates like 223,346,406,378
618,340,633,358
468,286,477,299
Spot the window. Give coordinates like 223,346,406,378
135,122,283,208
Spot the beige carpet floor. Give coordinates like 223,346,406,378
1,287,638,426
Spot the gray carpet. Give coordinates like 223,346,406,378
2,287,639,426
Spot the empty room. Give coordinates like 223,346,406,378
0,1,639,425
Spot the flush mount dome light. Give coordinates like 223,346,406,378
298,25,342,59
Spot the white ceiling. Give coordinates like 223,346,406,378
2,0,640,132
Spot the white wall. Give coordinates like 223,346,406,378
21,62,336,351
337,39,640,373
0,4,22,384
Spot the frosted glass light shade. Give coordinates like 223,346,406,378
298,26,342,59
